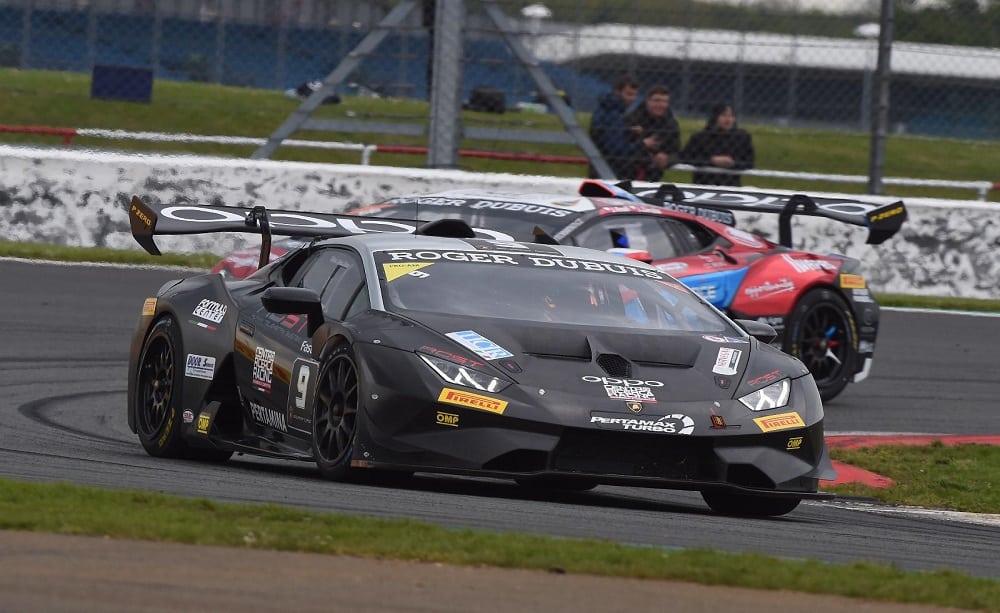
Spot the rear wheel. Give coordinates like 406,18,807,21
783,288,857,402
312,342,362,481
701,490,801,517
134,316,231,462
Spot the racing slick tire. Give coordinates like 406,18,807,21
134,316,233,462
312,342,364,481
783,288,858,403
700,490,801,517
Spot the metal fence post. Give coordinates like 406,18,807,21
867,0,894,195
427,0,465,169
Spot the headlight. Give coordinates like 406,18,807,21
739,378,790,412
418,353,511,393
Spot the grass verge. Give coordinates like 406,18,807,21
0,476,997,611
828,443,1000,514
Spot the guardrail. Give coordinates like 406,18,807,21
2,124,996,200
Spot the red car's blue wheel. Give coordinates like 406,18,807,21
784,288,857,402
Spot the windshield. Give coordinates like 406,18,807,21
357,197,571,240
375,248,739,334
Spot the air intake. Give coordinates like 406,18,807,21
597,353,631,377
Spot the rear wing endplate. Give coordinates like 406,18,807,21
578,180,907,247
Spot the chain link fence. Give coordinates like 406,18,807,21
2,0,999,167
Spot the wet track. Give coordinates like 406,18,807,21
1,260,998,578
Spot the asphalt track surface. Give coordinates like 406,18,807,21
1,260,998,580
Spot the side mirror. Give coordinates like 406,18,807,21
262,287,323,336
735,319,777,344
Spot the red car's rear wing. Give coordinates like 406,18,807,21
128,196,475,269
578,180,907,247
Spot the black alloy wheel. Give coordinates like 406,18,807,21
312,343,361,480
135,317,232,462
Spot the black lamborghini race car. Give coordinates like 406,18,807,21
127,196,835,517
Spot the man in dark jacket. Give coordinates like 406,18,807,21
587,76,644,179
624,84,681,182
681,103,755,186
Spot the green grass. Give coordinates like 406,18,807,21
0,476,997,611
828,443,1000,514
2,68,999,201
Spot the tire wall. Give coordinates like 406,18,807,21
1,144,997,299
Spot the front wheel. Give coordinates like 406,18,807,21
312,342,363,481
701,490,801,517
783,288,858,402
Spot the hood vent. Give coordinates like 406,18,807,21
597,353,632,377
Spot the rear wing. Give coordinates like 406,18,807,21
128,196,475,269
578,180,907,247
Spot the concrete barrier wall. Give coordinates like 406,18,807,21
1,145,997,298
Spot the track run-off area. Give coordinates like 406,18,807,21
1,259,998,589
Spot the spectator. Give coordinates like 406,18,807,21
624,84,682,182
681,103,755,186
587,76,646,179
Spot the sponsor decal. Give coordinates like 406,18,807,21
744,278,795,300
252,347,276,392
249,400,287,433
188,319,217,331
710,414,726,429
300,340,312,354
786,436,804,450
626,401,643,414
782,254,836,274
870,205,904,222
446,331,513,361
753,411,806,433
158,409,174,447
712,348,742,376
689,284,718,302
714,375,732,389
141,297,157,316
419,346,486,368
839,273,866,289
383,251,663,279
383,262,434,282
192,299,227,324
436,411,460,427
747,369,782,387
581,376,664,387
468,199,573,218
182,409,194,424
388,196,466,207
852,288,875,303
196,412,210,435
703,335,750,344
589,412,695,434
185,354,216,380
131,202,153,228
603,385,656,403
437,387,508,415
